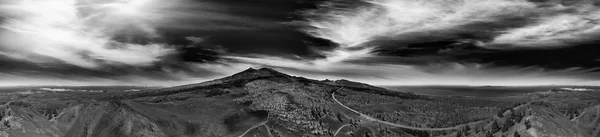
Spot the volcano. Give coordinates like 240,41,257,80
0,68,599,137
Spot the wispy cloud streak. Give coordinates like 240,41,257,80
489,4,600,48
302,0,537,48
0,0,178,68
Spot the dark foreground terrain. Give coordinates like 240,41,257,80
0,68,599,137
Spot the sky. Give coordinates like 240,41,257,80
1,0,600,86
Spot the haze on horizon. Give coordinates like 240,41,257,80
1,0,600,87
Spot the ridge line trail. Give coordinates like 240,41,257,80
263,124,273,137
237,121,267,137
238,115,270,137
333,124,350,137
331,87,460,131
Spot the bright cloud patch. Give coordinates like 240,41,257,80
0,0,176,68
304,0,600,49
490,5,600,48
303,0,537,48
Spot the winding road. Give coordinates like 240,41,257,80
237,120,268,137
331,87,459,131
238,114,272,137
333,124,350,137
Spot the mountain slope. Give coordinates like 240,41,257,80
0,68,425,137
460,89,600,137
0,68,599,137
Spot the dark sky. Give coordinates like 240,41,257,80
0,0,599,86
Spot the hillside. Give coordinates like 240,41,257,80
0,68,598,137
458,88,600,137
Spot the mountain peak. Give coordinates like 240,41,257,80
240,67,258,73
254,67,289,77
257,67,283,74
226,67,290,80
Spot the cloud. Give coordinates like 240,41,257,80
0,0,277,86
488,5,600,48
186,36,208,44
297,0,548,68
2,0,600,87
0,0,179,68
289,0,600,83
302,0,537,48
300,0,600,61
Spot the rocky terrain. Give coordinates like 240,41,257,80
0,68,599,137
445,88,600,137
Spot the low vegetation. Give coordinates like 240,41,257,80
0,68,598,137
